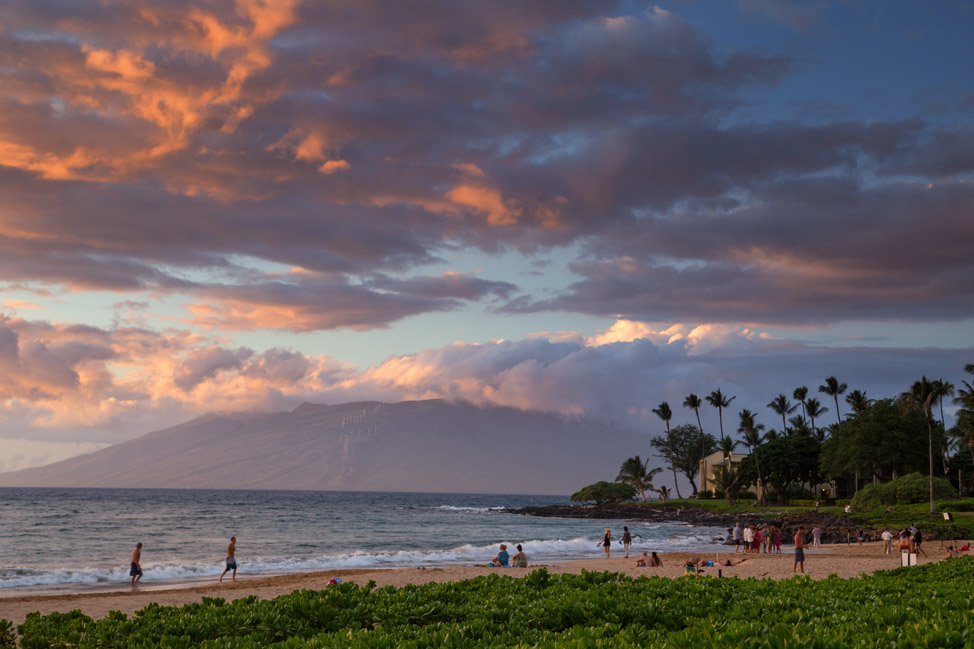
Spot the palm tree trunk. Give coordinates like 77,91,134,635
755,450,766,505
939,401,949,475
718,408,725,443
666,423,683,499
833,395,841,427
696,408,705,464
927,411,935,514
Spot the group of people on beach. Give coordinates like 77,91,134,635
598,526,635,558
489,543,528,567
730,522,786,554
129,536,237,588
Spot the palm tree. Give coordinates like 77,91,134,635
806,398,828,437
932,379,955,475
719,435,739,466
954,372,974,472
767,394,797,432
818,376,847,427
710,464,741,504
684,393,706,462
616,456,662,502
657,485,672,502
652,401,682,499
788,414,811,437
738,409,767,505
793,386,809,419
844,389,871,415
706,389,736,443
898,376,938,513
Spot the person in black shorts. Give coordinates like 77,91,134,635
793,527,806,574
130,542,143,588
913,528,926,556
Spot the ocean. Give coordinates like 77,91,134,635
0,488,725,595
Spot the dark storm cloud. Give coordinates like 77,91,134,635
0,0,970,328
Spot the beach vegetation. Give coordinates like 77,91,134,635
651,401,682,499
649,424,717,497
8,560,974,648
737,435,821,505
570,481,637,505
850,472,956,510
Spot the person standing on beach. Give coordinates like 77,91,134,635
881,529,893,554
913,528,926,556
732,522,742,553
812,526,821,548
621,526,632,558
130,542,143,588
220,536,237,582
794,527,806,574
600,528,612,558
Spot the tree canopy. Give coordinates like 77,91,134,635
737,435,822,504
570,481,637,505
820,398,942,482
649,424,718,495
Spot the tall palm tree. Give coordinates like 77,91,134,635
706,389,736,443
788,414,811,437
738,409,767,505
954,371,974,471
898,376,938,514
616,456,662,502
844,389,871,415
806,398,828,436
793,386,809,419
652,401,682,499
818,376,847,427
684,393,706,463
710,464,741,504
767,394,797,433
932,379,955,475
719,435,739,466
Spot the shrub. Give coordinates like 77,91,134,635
938,499,974,512
851,472,957,509
570,481,637,505
696,490,715,499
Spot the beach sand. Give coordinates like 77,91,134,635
0,541,952,626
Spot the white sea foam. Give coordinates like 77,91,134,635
0,531,724,590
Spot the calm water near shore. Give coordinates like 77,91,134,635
0,488,724,594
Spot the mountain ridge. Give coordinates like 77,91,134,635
0,399,646,495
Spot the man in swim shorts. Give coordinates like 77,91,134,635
220,536,237,582
130,542,143,588
794,527,806,574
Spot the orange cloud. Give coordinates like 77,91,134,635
319,160,351,174
445,184,519,226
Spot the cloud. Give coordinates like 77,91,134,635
3,314,968,450
0,0,969,333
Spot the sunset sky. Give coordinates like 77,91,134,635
1,0,971,476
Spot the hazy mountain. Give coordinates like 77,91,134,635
0,400,648,494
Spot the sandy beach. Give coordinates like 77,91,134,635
0,541,950,626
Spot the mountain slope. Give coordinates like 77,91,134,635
0,400,647,494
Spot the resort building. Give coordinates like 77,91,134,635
698,451,764,500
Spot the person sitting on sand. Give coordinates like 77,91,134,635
650,551,663,567
511,544,528,567
945,546,957,559
635,552,649,567
724,558,747,567
491,544,510,567
684,555,704,577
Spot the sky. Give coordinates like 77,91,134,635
0,0,972,478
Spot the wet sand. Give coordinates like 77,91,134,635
0,541,952,626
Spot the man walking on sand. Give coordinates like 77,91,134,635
881,529,893,554
130,542,143,588
794,527,806,574
220,536,237,582
732,522,742,553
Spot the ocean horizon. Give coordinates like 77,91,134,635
0,487,725,596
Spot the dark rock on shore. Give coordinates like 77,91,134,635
503,504,894,545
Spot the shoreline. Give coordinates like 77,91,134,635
0,541,949,626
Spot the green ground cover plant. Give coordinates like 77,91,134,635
7,558,974,649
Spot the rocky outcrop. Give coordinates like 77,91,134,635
505,504,905,544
